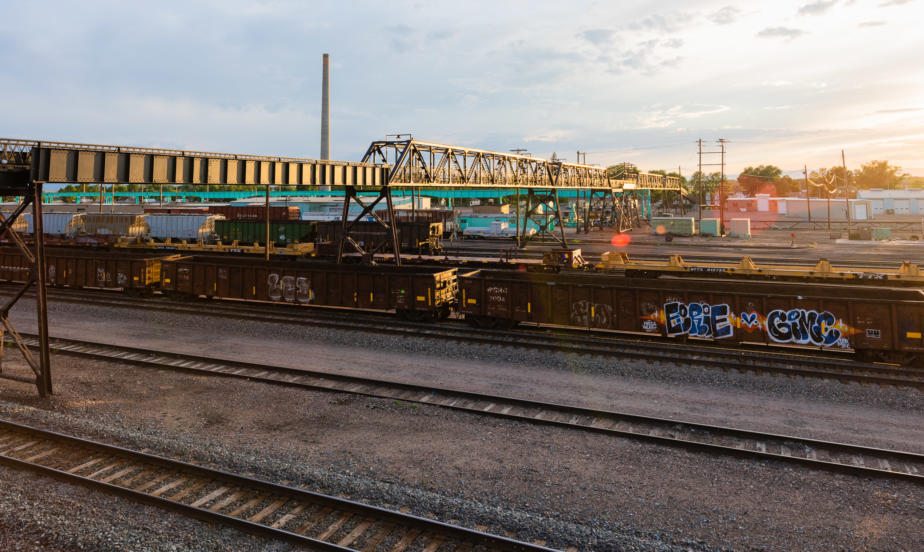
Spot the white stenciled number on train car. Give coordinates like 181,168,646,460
281,276,296,302
295,277,313,303
267,273,282,301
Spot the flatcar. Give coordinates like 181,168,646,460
459,269,924,365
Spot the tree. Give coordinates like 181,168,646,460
776,175,798,196
737,165,782,196
854,160,904,190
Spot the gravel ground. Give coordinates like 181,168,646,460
9,299,923,453
0,461,308,552
0,348,921,551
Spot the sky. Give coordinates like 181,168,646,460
2,0,923,176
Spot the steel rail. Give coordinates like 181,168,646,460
0,418,555,551
4,285,922,390
11,335,924,485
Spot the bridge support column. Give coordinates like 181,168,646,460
336,186,401,265
0,170,51,397
518,188,567,248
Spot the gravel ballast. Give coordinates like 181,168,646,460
0,298,921,550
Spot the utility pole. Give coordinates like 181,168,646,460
678,165,685,215
804,164,811,223
718,138,727,232
576,151,587,165
697,139,703,221
842,149,850,234
510,148,529,156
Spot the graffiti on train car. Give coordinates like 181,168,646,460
663,301,733,338
570,300,613,328
267,273,314,303
765,308,842,347
644,302,855,348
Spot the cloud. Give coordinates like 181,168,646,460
580,28,617,47
798,1,839,15
636,104,731,128
628,13,687,33
876,107,922,113
858,20,886,27
758,27,806,40
708,6,740,25
604,39,684,75
761,80,793,87
879,0,912,5
523,129,574,142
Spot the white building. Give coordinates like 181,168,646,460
856,188,924,216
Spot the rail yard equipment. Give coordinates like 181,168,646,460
160,255,458,319
459,269,924,364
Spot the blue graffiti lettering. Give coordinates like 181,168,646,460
663,302,732,339
766,309,841,347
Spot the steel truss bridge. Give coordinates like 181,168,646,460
0,136,683,397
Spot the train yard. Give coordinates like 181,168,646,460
0,139,921,551
0,288,920,551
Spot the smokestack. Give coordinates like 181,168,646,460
321,53,330,160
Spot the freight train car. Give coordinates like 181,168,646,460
208,205,300,221
160,255,457,319
213,220,317,246
458,269,924,364
0,247,175,293
315,220,443,254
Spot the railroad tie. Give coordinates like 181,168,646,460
316,511,353,541
189,486,231,508
337,518,373,547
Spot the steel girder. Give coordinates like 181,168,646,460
0,138,387,188
335,186,401,265
362,139,683,191
0,167,51,397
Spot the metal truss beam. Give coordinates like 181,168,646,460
335,186,401,265
0,166,51,397
518,188,567,249
0,138,388,187
362,139,683,191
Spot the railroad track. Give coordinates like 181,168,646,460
13,334,924,484
5,286,923,390
0,418,554,551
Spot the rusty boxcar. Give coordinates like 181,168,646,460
160,255,458,318
459,269,924,363
0,247,175,292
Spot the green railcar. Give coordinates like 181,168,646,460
214,220,317,246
